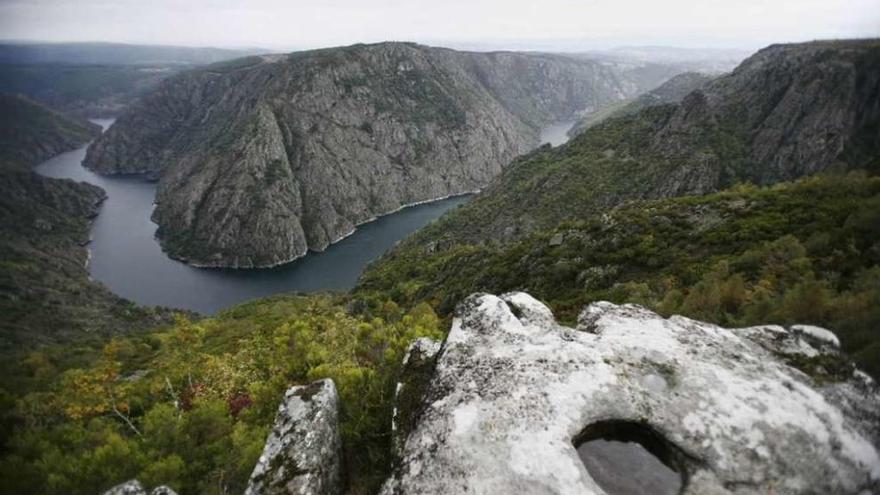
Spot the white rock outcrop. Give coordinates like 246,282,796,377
100,480,178,495
791,323,841,348
101,481,146,495
245,379,343,495
382,292,880,494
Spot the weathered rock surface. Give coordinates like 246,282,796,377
100,480,178,495
83,42,669,268
101,480,146,495
245,379,343,495
383,292,880,494
392,337,442,460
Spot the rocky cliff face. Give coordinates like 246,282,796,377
83,42,665,268
652,39,880,190
568,71,712,135
382,293,880,494
387,39,880,246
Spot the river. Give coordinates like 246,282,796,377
35,119,574,314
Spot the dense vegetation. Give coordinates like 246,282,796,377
0,94,176,356
0,64,174,117
0,294,441,495
0,95,184,494
0,93,99,167
359,173,880,377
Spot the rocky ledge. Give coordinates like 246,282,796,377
383,293,880,494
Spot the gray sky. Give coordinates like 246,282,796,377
1,0,879,50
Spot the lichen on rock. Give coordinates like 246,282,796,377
100,480,178,495
245,378,343,495
392,337,442,460
383,292,880,494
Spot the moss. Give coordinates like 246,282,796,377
266,448,308,492
293,381,324,402
779,353,856,384
392,346,439,457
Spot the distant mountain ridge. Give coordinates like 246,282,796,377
0,42,267,117
356,39,880,379
568,71,713,135
388,39,880,246
84,42,674,268
0,42,266,66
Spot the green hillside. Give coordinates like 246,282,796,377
0,294,441,495
358,173,880,377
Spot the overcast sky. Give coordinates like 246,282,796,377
1,0,879,51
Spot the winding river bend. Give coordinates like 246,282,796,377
35,120,573,314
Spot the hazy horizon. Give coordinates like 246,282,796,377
1,0,878,53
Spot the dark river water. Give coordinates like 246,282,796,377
35,119,573,314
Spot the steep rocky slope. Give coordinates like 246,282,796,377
384,39,879,246
567,71,712,135
84,42,669,268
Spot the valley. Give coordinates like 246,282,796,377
83,43,669,268
0,33,878,495
32,117,576,313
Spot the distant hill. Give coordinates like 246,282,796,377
382,39,880,248
576,45,750,72
0,42,268,117
0,42,266,66
0,93,100,169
